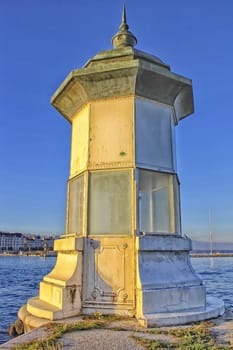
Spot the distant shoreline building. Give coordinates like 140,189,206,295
0,231,57,252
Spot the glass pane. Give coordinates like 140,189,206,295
173,175,181,234
89,171,132,235
67,175,84,234
139,191,150,231
139,170,173,233
152,188,169,232
135,99,174,171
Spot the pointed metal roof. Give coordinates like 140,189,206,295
112,5,137,48
51,6,194,124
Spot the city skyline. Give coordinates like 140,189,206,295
1,0,233,242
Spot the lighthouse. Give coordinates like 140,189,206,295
18,6,224,330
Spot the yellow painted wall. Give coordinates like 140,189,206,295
70,104,90,176
89,97,134,169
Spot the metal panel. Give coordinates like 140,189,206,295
89,97,134,169
83,237,134,312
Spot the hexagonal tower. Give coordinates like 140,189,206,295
19,6,224,330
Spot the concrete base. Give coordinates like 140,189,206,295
138,296,225,327
18,304,52,333
18,234,225,333
135,234,224,324
18,236,84,332
18,296,224,332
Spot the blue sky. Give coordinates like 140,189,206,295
1,0,233,242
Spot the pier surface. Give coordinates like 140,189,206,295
1,311,233,349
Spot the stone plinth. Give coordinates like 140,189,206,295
135,234,224,326
18,236,83,331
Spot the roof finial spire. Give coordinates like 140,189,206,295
120,4,128,31
112,4,137,49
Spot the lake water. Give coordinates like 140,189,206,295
0,256,56,344
191,257,233,310
0,256,232,344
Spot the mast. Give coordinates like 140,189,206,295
208,209,213,255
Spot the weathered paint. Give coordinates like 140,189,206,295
89,97,135,169
70,104,90,176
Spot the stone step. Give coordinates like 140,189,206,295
138,296,225,327
27,296,61,320
18,304,52,332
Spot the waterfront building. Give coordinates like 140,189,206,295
0,232,56,252
0,232,24,252
25,235,44,251
41,236,56,250
18,6,224,331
